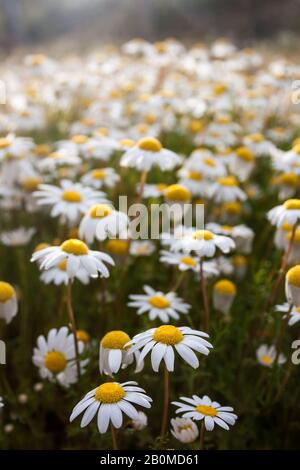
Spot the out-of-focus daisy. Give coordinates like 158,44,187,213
34,180,108,225
185,152,226,179
177,168,210,197
171,229,235,257
171,417,199,443
129,241,155,256
37,150,81,172
213,279,237,314
99,330,142,376
127,325,212,372
0,134,34,161
268,199,300,227
256,344,286,367
128,286,191,323
130,411,148,430
172,395,237,431
273,173,299,201
141,183,167,199
209,176,247,203
33,327,87,387
120,136,181,171
79,203,129,243
207,223,254,254
160,250,200,272
0,281,18,324
286,265,300,306
70,381,152,434
229,146,255,182
0,227,35,246
81,167,120,189
275,302,300,326
31,238,114,279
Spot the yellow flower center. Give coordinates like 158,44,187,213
277,173,298,186
287,230,300,244
248,133,264,143
189,120,204,133
0,137,11,149
214,84,226,96
35,144,51,156
236,147,254,162
232,255,247,266
261,355,273,365
0,282,15,302
119,138,135,148
196,404,217,416
218,176,238,187
180,256,197,266
71,135,88,145
61,239,89,256
95,127,109,137
296,307,300,315
287,265,300,287
222,201,241,214
284,199,300,210
101,330,130,349
149,295,170,309
106,239,129,255
292,143,300,155
188,171,203,181
137,137,162,152
62,190,82,203
89,204,112,219
77,330,90,344
34,243,50,252
21,177,42,191
203,157,216,167
95,383,125,403
91,169,106,180
164,184,191,202
58,259,67,271
156,183,167,191
214,279,237,295
192,230,214,240
30,54,46,66
153,325,183,345
44,351,67,373
281,222,292,231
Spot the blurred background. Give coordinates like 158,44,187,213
0,0,300,54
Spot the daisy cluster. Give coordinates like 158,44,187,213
1,38,300,450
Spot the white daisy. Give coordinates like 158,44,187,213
141,183,167,199
171,417,199,443
160,250,200,272
70,381,152,434
275,302,300,326
0,281,18,324
129,241,156,256
256,344,286,367
99,330,143,376
184,151,226,179
209,176,247,203
130,411,148,430
31,238,115,279
40,258,90,285
0,227,35,246
128,286,191,322
177,168,210,197
286,265,300,306
79,203,129,243
120,136,181,171
32,327,87,387
34,180,108,225
172,395,237,431
268,199,300,227
213,279,237,314
171,229,235,258
81,167,120,189
127,325,213,372
0,134,34,161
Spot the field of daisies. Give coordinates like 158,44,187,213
1,38,300,450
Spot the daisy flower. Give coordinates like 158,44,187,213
127,325,213,372
209,176,247,203
171,229,235,257
185,151,226,179
0,134,34,161
32,327,87,387
34,180,108,225
0,227,35,246
172,395,237,431
129,241,156,256
177,168,210,197
70,381,152,434
128,286,191,322
31,238,115,279
275,302,300,326
256,345,286,367
171,417,199,443
37,150,81,172
79,203,129,243
141,183,167,199
81,167,120,189
286,265,300,306
130,411,148,430
0,281,18,324
268,199,300,227
160,250,200,272
40,258,90,285
99,330,142,376
120,136,181,171
213,279,237,314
